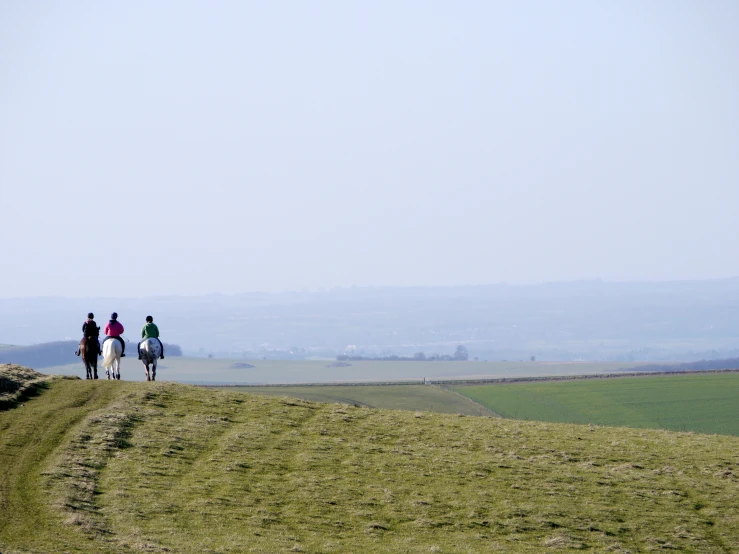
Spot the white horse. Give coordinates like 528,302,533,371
102,338,123,380
139,338,161,381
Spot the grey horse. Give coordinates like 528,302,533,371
139,338,162,381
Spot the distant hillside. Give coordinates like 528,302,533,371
629,357,739,372
0,341,79,368
2,278,739,361
0,341,182,369
0,365,737,553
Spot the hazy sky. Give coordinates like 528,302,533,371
1,1,738,298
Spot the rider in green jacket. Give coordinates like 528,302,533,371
138,315,165,359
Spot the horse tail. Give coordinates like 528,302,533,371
102,341,119,367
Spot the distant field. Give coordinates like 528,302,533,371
40,357,646,384
454,372,739,435
218,385,495,416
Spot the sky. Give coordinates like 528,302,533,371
1,0,738,298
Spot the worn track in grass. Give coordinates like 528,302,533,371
0,378,123,553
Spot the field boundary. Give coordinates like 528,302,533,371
428,384,503,417
433,368,739,386
201,379,426,388
198,368,739,389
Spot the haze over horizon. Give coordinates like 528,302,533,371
3,277,739,301
2,1,738,298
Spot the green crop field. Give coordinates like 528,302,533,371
2,363,739,553
454,372,739,436
218,385,496,416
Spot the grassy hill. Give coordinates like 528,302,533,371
1,365,738,553
0,341,80,369
454,372,739,436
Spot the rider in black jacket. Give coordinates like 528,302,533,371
76,313,101,356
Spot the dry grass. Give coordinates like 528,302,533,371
0,363,54,409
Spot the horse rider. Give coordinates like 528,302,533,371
104,312,126,356
138,315,165,360
75,312,101,356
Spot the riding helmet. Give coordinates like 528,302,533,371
87,312,94,319
111,312,118,320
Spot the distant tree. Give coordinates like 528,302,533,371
413,352,426,361
163,343,183,357
530,355,536,362
454,345,469,361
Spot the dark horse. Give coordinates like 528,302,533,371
79,337,99,380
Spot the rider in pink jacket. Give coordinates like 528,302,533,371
104,312,126,356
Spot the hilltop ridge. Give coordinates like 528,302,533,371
0,365,737,552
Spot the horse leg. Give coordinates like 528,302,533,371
145,363,150,381
151,360,156,381
116,358,121,380
81,344,88,378
86,351,94,379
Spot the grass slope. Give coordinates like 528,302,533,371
0,364,59,410
0,378,122,553
454,373,739,436
0,367,737,553
216,385,496,416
